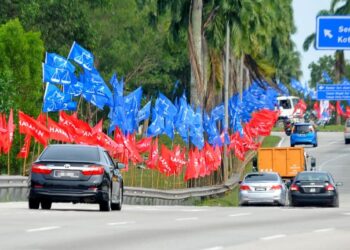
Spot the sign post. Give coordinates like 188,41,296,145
317,84,350,100
316,16,350,50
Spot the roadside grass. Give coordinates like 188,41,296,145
316,124,344,132
195,135,281,207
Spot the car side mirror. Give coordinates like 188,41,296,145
116,162,125,169
336,182,343,187
310,157,316,168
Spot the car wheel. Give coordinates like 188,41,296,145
291,144,295,147
313,143,318,147
331,197,339,208
28,198,40,209
99,187,111,212
41,200,52,210
111,186,123,211
345,139,349,144
290,200,298,207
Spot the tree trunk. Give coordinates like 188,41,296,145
335,50,345,125
190,0,203,108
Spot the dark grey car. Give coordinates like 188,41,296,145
28,144,124,212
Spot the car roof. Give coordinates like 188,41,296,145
47,144,102,149
294,122,313,126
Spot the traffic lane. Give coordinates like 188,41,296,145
1,203,350,250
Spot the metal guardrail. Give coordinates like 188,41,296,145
0,151,255,205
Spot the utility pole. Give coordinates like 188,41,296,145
223,21,230,183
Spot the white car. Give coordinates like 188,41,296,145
344,118,350,144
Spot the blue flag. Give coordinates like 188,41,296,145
211,104,224,122
147,108,165,137
64,81,83,97
82,93,109,110
68,41,94,71
45,52,75,73
322,71,333,83
137,101,151,123
43,83,77,112
155,93,177,117
110,73,124,97
42,63,77,85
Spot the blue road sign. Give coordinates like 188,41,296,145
316,16,350,50
317,84,350,100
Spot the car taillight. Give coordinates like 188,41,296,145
240,185,251,191
31,164,52,175
82,166,104,176
271,185,282,190
325,184,335,191
290,184,299,191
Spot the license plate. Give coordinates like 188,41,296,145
255,187,266,191
310,188,316,193
54,170,79,178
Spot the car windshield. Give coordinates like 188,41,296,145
296,173,330,182
279,99,291,109
293,125,314,134
40,146,100,162
244,173,278,182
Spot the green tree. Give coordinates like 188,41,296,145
308,55,336,87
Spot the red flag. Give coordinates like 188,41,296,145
93,119,103,134
229,132,245,161
96,132,124,155
136,137,152,153
146,138,159,169
313,102,321,118
184,148,200,181
336,101,344,117
17,135,31,159
158,145,172,175
19,111,49,146
47,117,71,142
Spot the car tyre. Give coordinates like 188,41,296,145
99,188,111,212
28,198,40,209
41,200,52,210
331,197,339,208
291,144,295,147
313,143,318,147
111,186,123,211
290,200,298,207
345,139,349,144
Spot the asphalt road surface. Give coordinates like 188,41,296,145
1,132,349,250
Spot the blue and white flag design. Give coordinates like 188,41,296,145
68,41,94,71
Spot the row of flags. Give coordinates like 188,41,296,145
8,108,278,180
41,41,288,150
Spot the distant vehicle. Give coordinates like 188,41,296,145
290,122,318,147
254,147,308,180
239,172,288,206
289,171,342,207
28,144,125,212
344,118,350,144
277,96,300,122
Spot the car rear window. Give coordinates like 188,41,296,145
40,146,100,162
293,125,314,134
296,173,330,182
244,173,278,182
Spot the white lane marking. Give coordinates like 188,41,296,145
181,209,207,212
343,212,350,216
175,217,198,221
313,228,335,233
229,213,251,217
201,247,223,250
260,234,286,241
277,137,285,147
108,221,135,226
26,226,60,233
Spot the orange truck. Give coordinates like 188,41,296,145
254,147,308,179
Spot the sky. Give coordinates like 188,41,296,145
292,0,333,83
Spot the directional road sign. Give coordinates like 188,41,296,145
316,16,350,50
317,84,350,100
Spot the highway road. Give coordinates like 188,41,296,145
1,132,350,250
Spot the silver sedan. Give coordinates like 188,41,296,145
239,172,288,206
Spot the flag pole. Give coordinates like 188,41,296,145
7,152,10,175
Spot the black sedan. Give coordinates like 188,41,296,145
28,144,125,211
289,171,342,207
